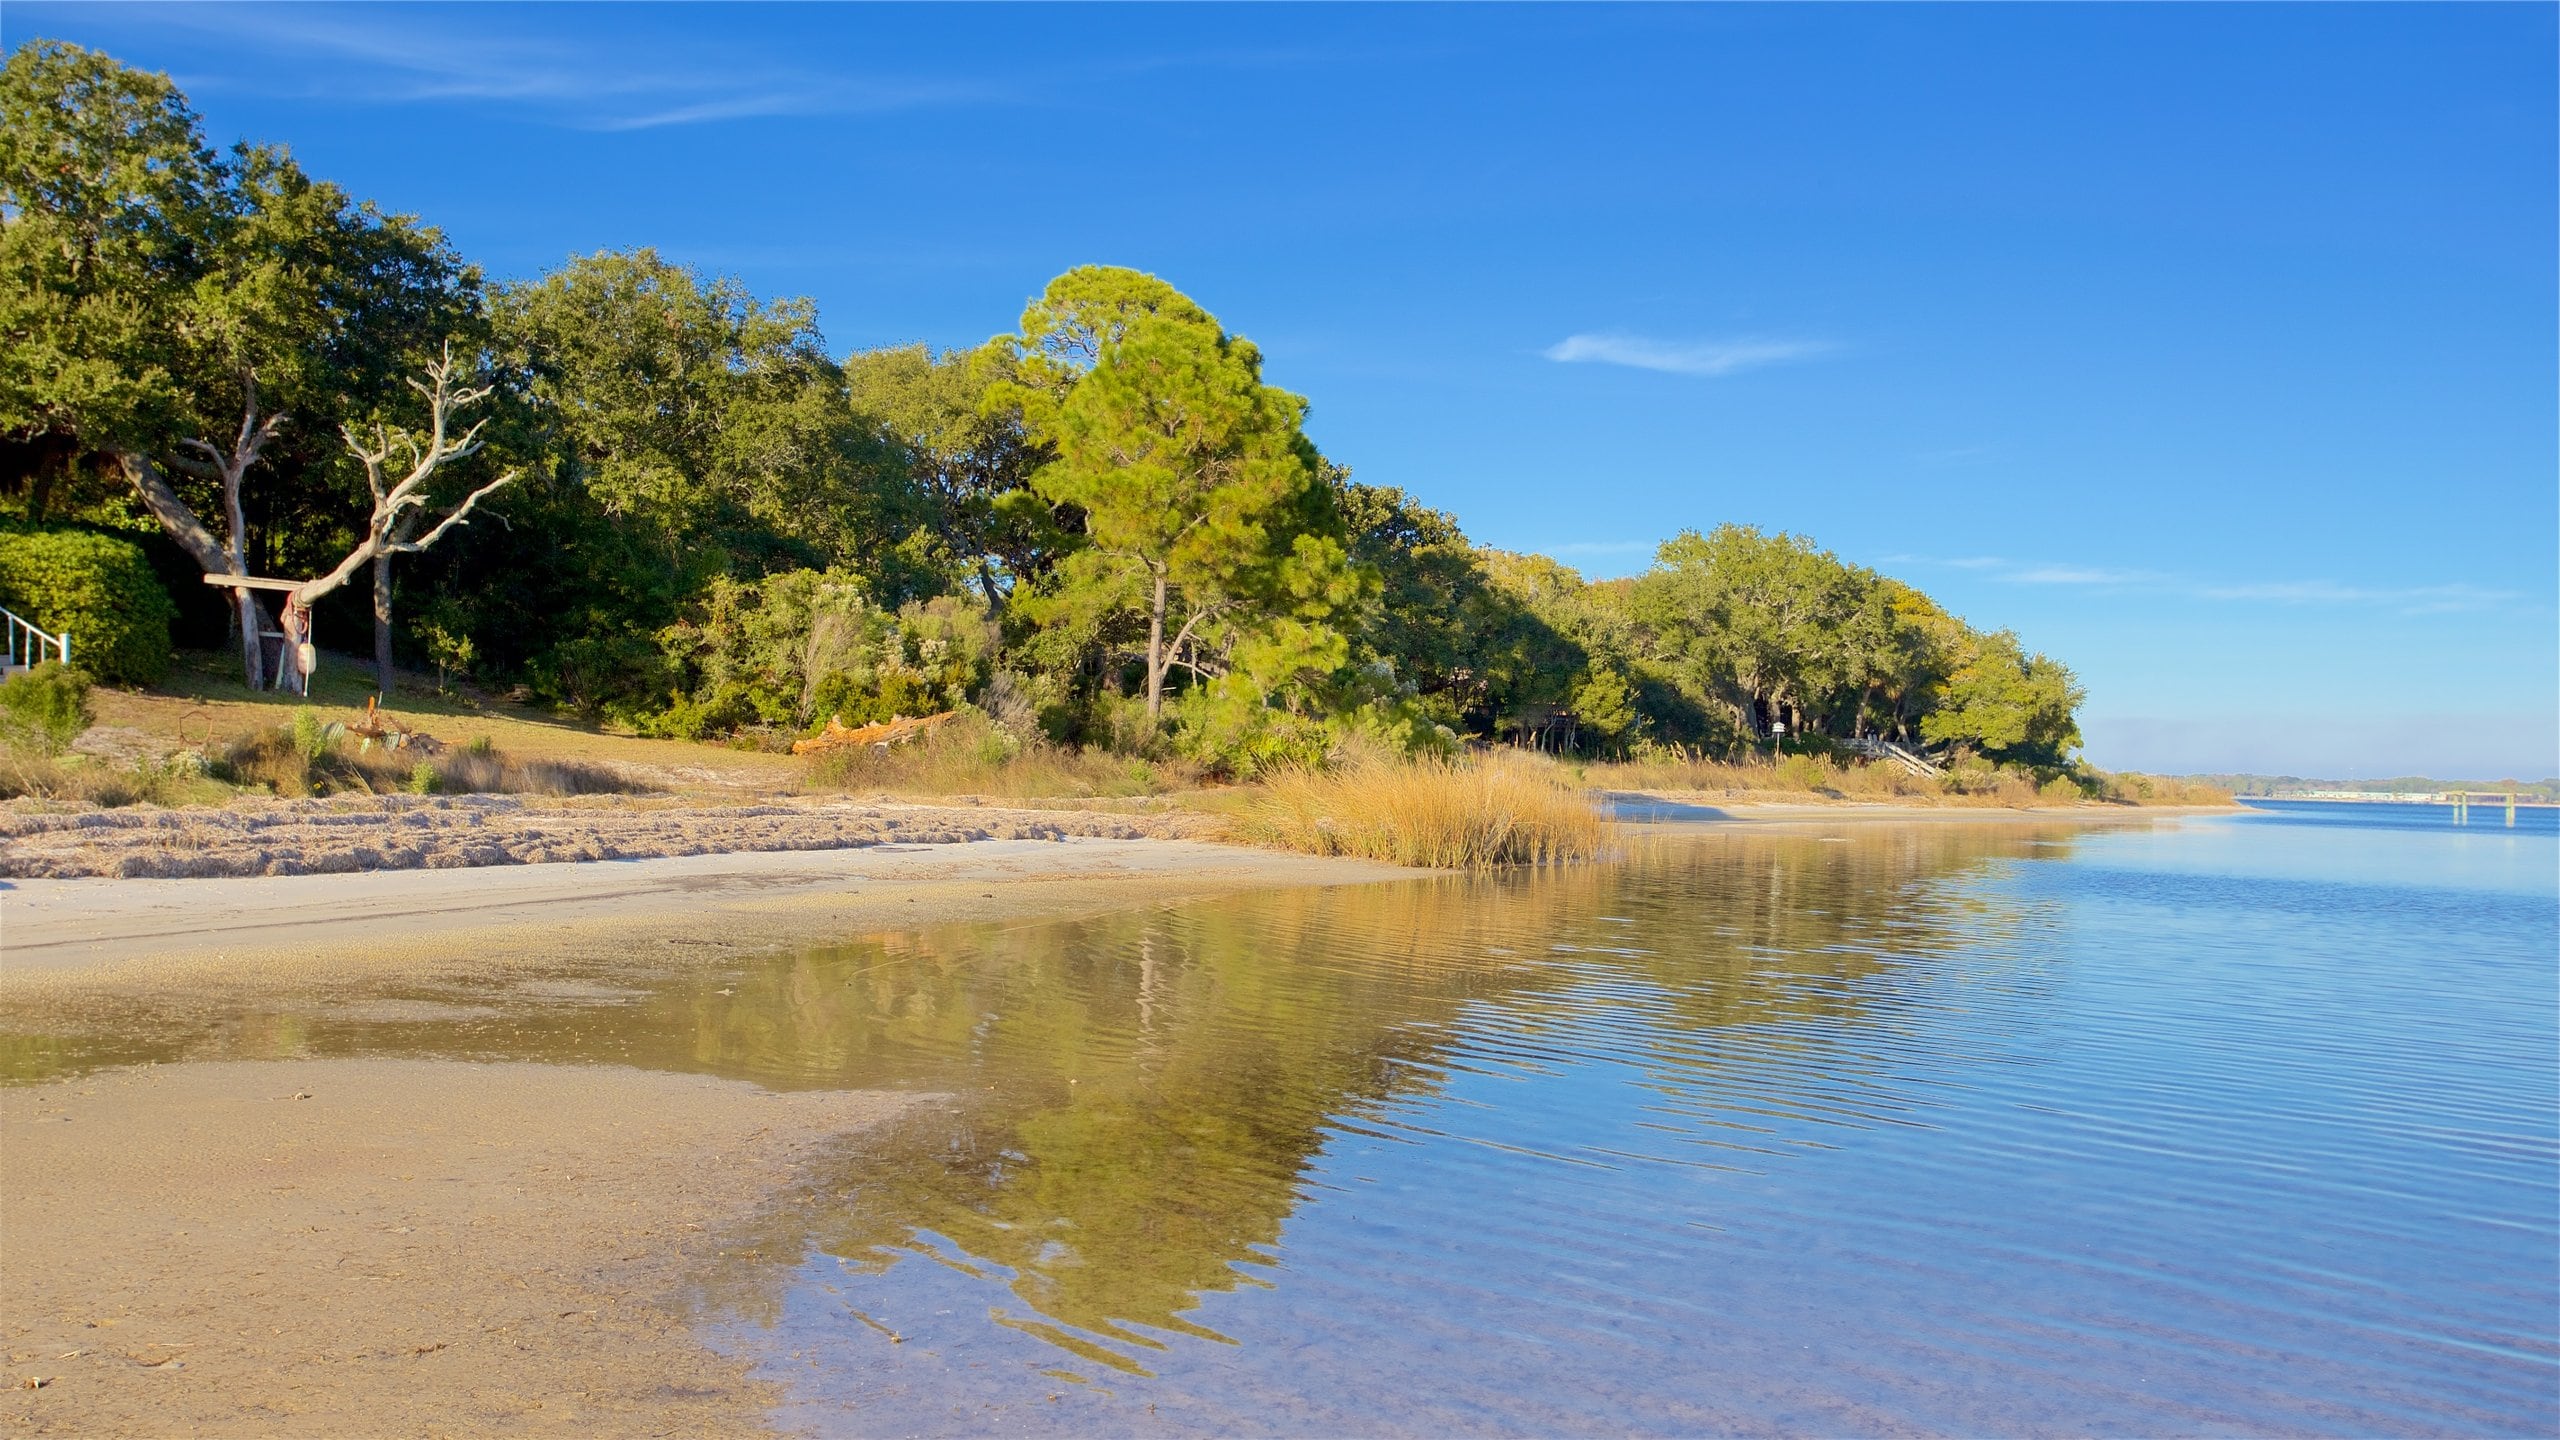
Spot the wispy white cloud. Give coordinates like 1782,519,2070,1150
1543,332,1837,378
2008,564,2172,586
69,2,1002,130
1891,554,2519,616
592,78,994,132
2193,580,2515,614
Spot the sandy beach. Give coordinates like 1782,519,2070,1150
0,834,1419,992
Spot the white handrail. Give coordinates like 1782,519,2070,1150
1,606,70,670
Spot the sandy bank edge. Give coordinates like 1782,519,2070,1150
0,837,1422,993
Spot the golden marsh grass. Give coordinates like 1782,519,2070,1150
1242,752,1611,869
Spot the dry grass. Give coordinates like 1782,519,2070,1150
214,725,640,801
1240,751,1611,869
801,713,1194,801
1587,753,1952,801
0,750,234,808
435,743,635,797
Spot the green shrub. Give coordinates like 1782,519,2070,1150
290,707,334,762
1774,752,1831,791
0,526,178,684
0,661,93,755
648,571,997,738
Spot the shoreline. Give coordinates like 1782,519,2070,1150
0,836,1421,994
1605,791,2241,826
1,801,2235,994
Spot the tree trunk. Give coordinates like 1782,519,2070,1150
373,549,395,697
234,588,267,692
1144,569,1168,721
116,451,269,689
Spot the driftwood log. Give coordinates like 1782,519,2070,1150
789,711,959,756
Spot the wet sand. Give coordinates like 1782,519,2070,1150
1,1059,914,1437
0,837,1420,995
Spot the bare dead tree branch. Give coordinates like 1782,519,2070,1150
301,344,515,608
289,343,516,695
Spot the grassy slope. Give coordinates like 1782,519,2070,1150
92,651,799,801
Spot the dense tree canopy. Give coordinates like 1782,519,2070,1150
0,39,2087,775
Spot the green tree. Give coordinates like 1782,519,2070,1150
1331,475,1560,733
1571,660,1639,753
1634,524,1876,739
492,250,925,589
996,268,1362,727
842,343,1061,609
472,250,940,715
1921,628,2084,765
1863,578,1965,743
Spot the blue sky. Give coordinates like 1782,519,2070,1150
12,3,2555,778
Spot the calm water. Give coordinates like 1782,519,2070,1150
7,809,2555,1435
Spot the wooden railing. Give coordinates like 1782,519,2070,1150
2,606,69,671
1839,735,1944,778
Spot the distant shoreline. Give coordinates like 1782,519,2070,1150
2238,795,2557,808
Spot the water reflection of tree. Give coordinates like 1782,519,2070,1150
693,826,2075,1369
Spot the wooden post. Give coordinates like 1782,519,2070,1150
201,574,313,693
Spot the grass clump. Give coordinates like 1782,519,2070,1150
801,711,1191,800
433,744,629,796
1241,751,1610,869
218,721,636,799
